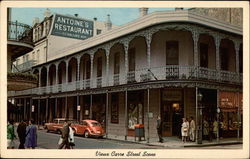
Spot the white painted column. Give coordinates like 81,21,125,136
192,31,199,67
46,66,49,86
90,54,94,88
234,40,241,73
55,63,58,85
123,41,129,84
106,50,110,86
39,68,42,87
146,33,152,70
215,35,222,80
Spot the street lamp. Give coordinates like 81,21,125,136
197,92,203,144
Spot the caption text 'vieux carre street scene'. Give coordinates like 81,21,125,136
7,7,243,150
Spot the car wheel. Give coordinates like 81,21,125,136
84,131,89,138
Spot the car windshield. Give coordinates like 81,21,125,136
91,122,101,127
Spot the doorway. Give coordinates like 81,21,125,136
161,89,183,137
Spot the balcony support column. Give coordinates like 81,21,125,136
105,46,110,86
38,98,40,125
46,66,49,86
124,89,128,140
234,40,241,74
123,41,129,84
55,98,57,118
24,98,26,120
215,35,222,80
90,94,93,119
90,54,94,88
106,91,109,138
65,96,68,118
55,63,58,85
146,32,152,70
46,98,49,122
77,57,81,81
192,30,199,67
38,68,42,87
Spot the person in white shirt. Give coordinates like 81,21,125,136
189,116,195,142
68,123,75,149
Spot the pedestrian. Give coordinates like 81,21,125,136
7,120,16,149
156,115,163,143
189,116,195,142
58,121,70,149
203,119,209,140
17,119,27,149
68,123,75,149
213,119,218,139
181,118,189,143
25,119,37,149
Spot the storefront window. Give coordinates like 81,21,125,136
128,103,143,129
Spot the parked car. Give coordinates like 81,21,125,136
44,118,76,134
71,120,105,138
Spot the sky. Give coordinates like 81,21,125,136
11,8,178,26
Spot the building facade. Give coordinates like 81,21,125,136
8,8,243,142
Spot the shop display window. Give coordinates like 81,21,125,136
220,112,241,131
128,103,143,129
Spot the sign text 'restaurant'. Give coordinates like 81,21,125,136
51,14,93,40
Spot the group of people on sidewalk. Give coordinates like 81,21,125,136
156,115,219,143
7,119,37,149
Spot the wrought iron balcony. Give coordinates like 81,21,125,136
7,65,242,97
8,21,33,44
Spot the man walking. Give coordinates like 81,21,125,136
17,119,27,149
58,121,70,149
157,115,163,143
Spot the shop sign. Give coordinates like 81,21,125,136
77,105,81,111
162,89,182,101
219,91,240,112
51,14,93,40
31,105,35,112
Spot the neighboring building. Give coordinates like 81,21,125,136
8,8,243,142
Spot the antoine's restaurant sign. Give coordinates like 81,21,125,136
51,14,93,40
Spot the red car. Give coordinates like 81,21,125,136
71,120,105,138
44,118,76,134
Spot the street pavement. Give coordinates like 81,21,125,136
11,125,242,149
37,129,162,149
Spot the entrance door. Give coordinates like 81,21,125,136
161,102,183,137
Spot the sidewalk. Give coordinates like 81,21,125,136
106,134,242,148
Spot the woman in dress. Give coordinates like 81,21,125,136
181,118,189,143
25,120,37,149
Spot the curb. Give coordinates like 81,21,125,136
106,137,242,148
183,141,242,147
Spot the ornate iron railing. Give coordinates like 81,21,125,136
13,60,37,73
8,66,242,97
8,21,33,45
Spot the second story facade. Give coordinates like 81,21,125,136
8,8,243,97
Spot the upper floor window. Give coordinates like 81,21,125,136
85,59,91,79
200,43,208,68
128,48,135,72
166,41,179,65
114,52,120,74
220,47,229,71
97,57,102,77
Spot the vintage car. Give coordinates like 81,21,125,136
44,118,76,134
71,120,105,138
